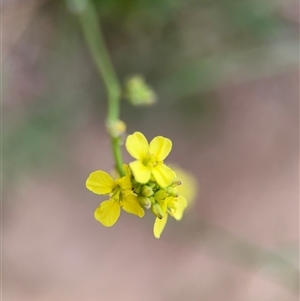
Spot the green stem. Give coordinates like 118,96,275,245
72,0,125,176
112,137,125,176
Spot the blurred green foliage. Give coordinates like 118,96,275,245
4,0,298,184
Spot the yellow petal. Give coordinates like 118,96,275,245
116,173,132,190
123,164,130,175
122,194,145,217
173,196,187,221
94,200,121,227
129,160,151,184
152,163,176,187
153,214,168,239
116,164,132,190
149,136,172,161
157,198,169,213
125,132,149,160
86,171,115,195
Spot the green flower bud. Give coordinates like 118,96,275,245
151,202,164,219
123,75,156,106
149,196,155,204
134,184,142,194
142,185,154,197
154,189,169,201
147,181,156,189
106,119,126,138
170,180,182,188
167,187,178,197
137,196,152,209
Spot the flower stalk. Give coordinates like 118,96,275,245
73,0,125,176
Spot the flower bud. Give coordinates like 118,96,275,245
123,75,156,106
151,202,164,219
154,189,168,201
106,119,126,138
142,185,154,197
137,196,152,209
149,196,155,204
170,180,181,188
134,184,142,194
167,187,178,197
147,181,156,189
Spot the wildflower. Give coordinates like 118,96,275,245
153,195,187,239
86,165,144,227
125,132,176,187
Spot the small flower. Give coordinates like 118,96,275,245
125,132,176,187
86,165,144,227
153,195,187,239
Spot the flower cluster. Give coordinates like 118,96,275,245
86,132,189,238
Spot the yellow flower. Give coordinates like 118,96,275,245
153,195,187,239
125,132,176,187
86,165,144,227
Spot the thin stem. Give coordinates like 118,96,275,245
73,0,125,176
112,137,125,175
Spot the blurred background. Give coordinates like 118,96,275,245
3,0,299,300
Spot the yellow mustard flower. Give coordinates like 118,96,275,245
86,165,144,227
125,132,176,187
153,195,187,239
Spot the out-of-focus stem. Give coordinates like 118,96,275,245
71,0,125,176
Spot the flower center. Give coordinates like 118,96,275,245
167,198,177,210
142,155,157,168
111,187,121,199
